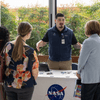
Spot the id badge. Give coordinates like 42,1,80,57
61,39,65,44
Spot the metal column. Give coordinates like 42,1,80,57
49,0,57,28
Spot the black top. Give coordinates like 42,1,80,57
42,25,77,45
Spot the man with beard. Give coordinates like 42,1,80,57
36,13,81,70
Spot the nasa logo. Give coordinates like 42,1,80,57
47,84,66,100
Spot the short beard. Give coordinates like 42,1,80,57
59,26,63,28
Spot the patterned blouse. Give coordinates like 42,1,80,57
3,42,39,89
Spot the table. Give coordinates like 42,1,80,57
32,70,80,100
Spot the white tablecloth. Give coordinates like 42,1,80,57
32,70,80,100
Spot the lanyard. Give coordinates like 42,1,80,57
61,33,64,38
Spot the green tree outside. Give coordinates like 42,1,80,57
1,2,100,55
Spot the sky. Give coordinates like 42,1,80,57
2,0,95,8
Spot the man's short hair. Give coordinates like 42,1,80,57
55,13,64,19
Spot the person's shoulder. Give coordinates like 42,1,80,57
3,41,13,50
25,45,34,52
10,40,15,44
83,38,92,46
48,26,56,32
28,46,34,50
47,28,53,35
65,26,73,32
48,27,53,32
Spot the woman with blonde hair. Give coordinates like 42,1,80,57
3,22,39,100
76,20,100,100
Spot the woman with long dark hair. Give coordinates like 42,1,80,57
0,25,10,100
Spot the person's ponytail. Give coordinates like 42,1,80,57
12,35,23,62
12,22,32,62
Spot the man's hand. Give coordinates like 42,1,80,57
76,72,81,79
73,42,82,53
36,42,40,52
77,42,82,49
36,40,47,52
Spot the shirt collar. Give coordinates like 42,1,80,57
55,25,65,33
90,34,99,38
